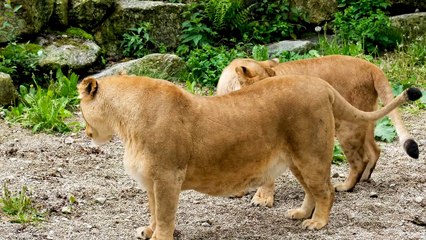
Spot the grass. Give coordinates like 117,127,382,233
0,182,44,223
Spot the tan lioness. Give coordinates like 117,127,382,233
217,55,420,207
78,74,420,239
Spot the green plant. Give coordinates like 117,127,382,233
5,69,81,133
121,22,158,58
185,45,247,86
247,0,304,43
333,141,346,165
0,182,44,223
178,11,216,55
374,117,396,142
274,49,320,63
252,45,269,61
0,0,22,42
333,0,402,53
205,0,252,34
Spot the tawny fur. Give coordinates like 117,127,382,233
217,55,419,207
78,75,417,239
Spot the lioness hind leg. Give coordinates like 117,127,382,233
360,123,381,181
285,165,315,219
289,160,334,230
251,180,275,208
334,122,369,192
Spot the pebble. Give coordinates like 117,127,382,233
414,196,423,203
389,183,396,188
201,221,211,227
61,206,72,214
369,191,378,198
332,172,339,178
95,197,107,204
64,137,74,144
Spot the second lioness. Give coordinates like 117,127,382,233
217,55,419,207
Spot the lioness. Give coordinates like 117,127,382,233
78,75,420,239
217,55,420,207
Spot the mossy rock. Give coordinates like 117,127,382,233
94,1,185,58
68,0,116,31
0,72,18,106
65,27,94,40
391,12,426,38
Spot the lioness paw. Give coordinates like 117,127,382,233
251,194,274,208
301,219,327,230
285,208,310,220
136,226,153,239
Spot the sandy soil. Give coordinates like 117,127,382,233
0,110,425,240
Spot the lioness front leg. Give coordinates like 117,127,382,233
251,180,275,207
136,187,156,239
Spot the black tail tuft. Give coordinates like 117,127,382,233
404,139,419,159
406,88,422,101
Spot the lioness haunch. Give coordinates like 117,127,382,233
78,75,421,240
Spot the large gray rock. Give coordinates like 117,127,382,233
68,0,116,30
391,12,426,38
39,38,101,71
290,0,338,24
0,0,55,42
267,39,317,56
0,72,18,106
91,54,187,82
94,1,185,58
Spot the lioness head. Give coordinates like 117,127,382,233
216,58,278,95
78,77,114,145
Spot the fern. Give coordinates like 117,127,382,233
205,0,251,32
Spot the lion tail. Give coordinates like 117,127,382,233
331,86,422,153
372,69,420,159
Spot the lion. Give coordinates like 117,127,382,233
217,55,420,207
78,74,420,239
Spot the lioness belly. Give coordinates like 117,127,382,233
182,152,289,196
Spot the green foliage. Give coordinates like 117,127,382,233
252,45,269,61
0,0,22,42
317,36,370,58
333,141,346,165
65,27,94,40
0,43,43,83
0,182,44,223
5,69,81,133
205,0,252,33
247,0,304,43
185,45,247,86
121,22,160,58
374,117,396,142
333,0,402,53
274,49,320,63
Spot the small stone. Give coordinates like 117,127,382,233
332,172,339,178
369,191,378,198
61,206,72,214
95,197,107,204
64,137,74,144
414,196,423,203
389,183,396,188
201,221,211,227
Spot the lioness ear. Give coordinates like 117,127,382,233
271,58,279,63
265,68,276,77
235,66,250,77
79,77,98,99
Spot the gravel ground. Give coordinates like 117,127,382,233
0,110,425,240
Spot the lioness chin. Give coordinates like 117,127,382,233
78,75,420,240
217,55,420,207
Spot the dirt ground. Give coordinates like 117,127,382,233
0,109,425,240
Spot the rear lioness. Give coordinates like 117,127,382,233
79,74,420,239
217,55,420,207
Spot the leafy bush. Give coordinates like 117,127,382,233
185,45,247,86
0,43,43,83
252,45,269,61
333,0,402,53
333,141,346,165
4,69,81,133
374,117,396,142
121,22,162,58
0,0,22,42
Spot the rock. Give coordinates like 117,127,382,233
64,137,74,144
369,191,378,198
95,197,107,204
39,37,101,70
391,12,426,38
201,220,212,227
0,72,18,106
0,0,55,43
69,0,116,30
289,0,338,24
414,196,423,203
267,39,316,56
50,0,69,27
332,172,339,178
91,54,188,82
61,206,72,214
94,0,185,58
